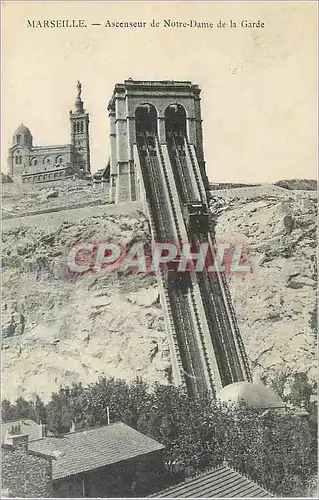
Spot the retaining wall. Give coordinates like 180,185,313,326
2,201,143,231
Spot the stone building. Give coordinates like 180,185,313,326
28,422,165,498
1,420,165,498
1,424,53,498
7,81,91,183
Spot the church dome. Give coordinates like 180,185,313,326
217,382,285,409
14,123,32,137
13,123,33,147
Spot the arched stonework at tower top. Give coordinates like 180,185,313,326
165,104,187,139
135,104,158,136
107,80,205,203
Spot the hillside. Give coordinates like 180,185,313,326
2,178,110,218
274,179,317,191
212,194,317,390
1,182,317,402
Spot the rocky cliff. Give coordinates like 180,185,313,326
211,193,317,392
1,182,317,402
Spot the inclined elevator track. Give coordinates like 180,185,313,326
136,130,252,398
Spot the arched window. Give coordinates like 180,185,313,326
56,156,65,166
135,104,158,138
15,156,19,164
73,123,76,133
164,104,187,139
16,134,21,144
19,156,22,164
81,122,84,133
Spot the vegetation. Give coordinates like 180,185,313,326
274,179,317,191
2,376,317,497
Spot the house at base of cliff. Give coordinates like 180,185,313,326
1,426,53,498
1,421,165,498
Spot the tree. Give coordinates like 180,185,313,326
32,394,47,424
2,399,16,421
3,376,316,496
14,396,35,420
46,389,72,434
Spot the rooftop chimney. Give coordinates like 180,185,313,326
39,423,47,439
5,425,29,450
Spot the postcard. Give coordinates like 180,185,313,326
1,1,317,498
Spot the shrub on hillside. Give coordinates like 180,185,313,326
275,179,317,191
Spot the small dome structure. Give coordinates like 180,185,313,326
217,382,285,409
13,123,33,147
14,123,32,136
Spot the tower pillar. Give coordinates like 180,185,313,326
158,116,166,143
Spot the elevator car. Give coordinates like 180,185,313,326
183,202,209,234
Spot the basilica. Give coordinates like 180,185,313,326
7,81,91,183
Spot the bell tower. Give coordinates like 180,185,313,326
69,81,91,173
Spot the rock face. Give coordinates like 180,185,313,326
2,213,170,402
1,185,317,402
2,179,110,218
213,195,317,387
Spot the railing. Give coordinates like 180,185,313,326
185,134,251,382
174,136,201,201
133,142,185,387
160,135,218,395
134,129,252,396
207,217,252,381
156,137,186,242
176,134,252,383
165,134,219,394
185,138,207,204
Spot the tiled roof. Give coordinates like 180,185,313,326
28,422,164,480
151,464,272,498
1,420,41,443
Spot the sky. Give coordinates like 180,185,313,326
2,1,317,183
